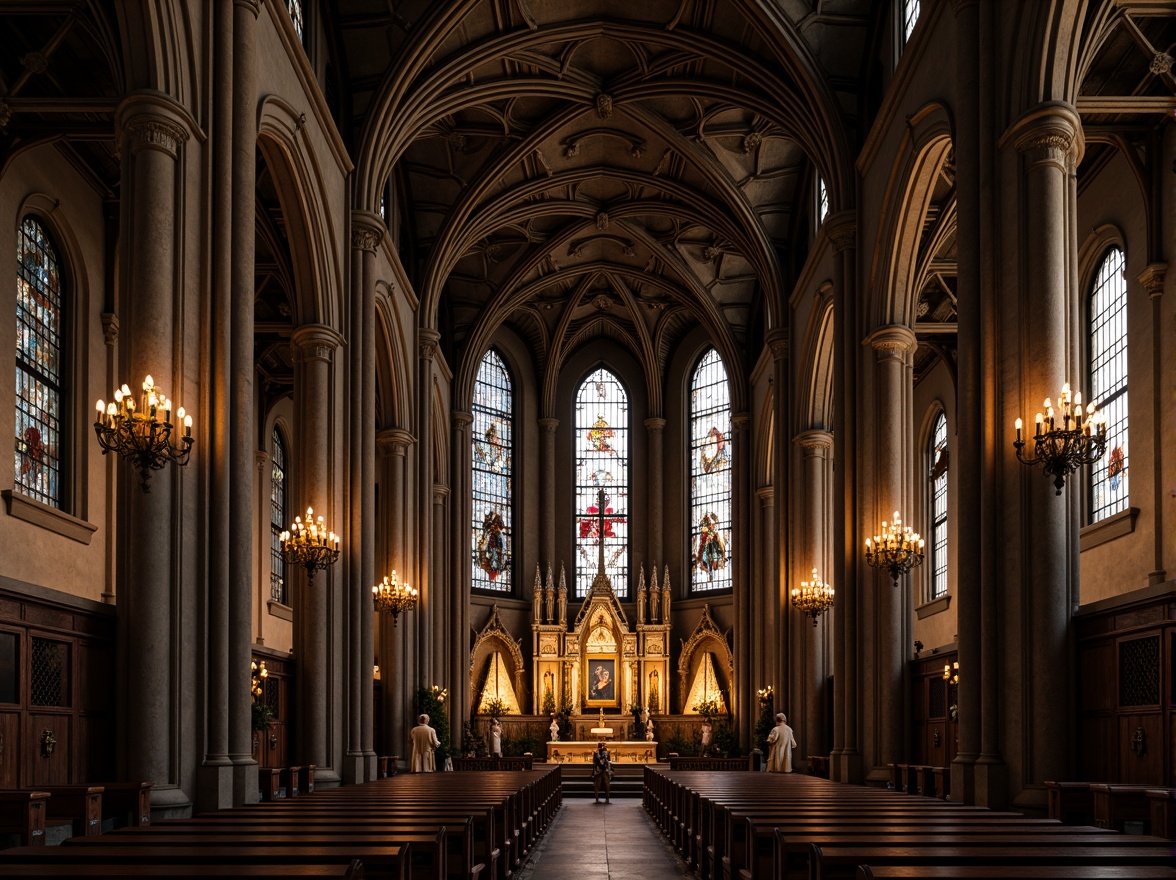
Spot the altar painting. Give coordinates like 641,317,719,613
585,658,616,704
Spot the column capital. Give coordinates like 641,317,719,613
418,329,442,361
123,115,189,159
644,417,666,432
433,484,450,502
766,329,789,360
951,0,980,12
756,486,775,505
866,324,918,361
824,212,856,253
255,449,269,472
101,312,119,347
538,417,560,433
794,429,834,452
1139,262,1166,299
732,412,751,432
351,226,382,253
452,411,473,432
234,0,261,15
377,427,415,457
1005,102,1083,170
291,324,344,362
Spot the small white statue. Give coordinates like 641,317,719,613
549,716,560,742
645,718,655,742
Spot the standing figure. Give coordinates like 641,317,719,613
592,741,612,804
549,715,560,742
699,719,713,757
645,717,655,742
410,713,442,772
489,717,503,757
766,713,797,773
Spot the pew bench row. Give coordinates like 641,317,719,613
0,783,153,847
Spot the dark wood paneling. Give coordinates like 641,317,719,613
1080,643,1115,712
1079,714,1115,780
26,712,70,786
0,712,19,787
1119,713,1164,783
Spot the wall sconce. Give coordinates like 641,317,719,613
865,511,925,585
280,506,340,584
1014,383,1106,494
372,569,418,626
943,661,959,685
94,376,193,492
790,568,834,625
756,685,774,706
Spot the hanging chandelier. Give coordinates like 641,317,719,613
279,506,340,584
865,511,925,585
1014,383,1106,495
943,661,959,685
372,569,418,626
791,568,834,625
94,376,193,492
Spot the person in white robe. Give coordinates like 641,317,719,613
766,713,797,773
410,713,441,772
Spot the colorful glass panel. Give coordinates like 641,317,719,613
270,427,288,604
929,411,948,600
286,0,304,41
15,217,64,508
472,349,513,592
690,349,732,592
575,368,628,598
1090,247,1128,522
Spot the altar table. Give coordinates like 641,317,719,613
545,741,659,764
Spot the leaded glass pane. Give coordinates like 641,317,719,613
286,0,304,41
575,368,628,598
15,217,64,508
1090,247,1128,523
472,350,513,592
270,428,288,604
30,637,69,707
818,177,829,224
902,0,920,45
929,411,948,600
690,350,732,593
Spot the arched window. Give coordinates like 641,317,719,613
286,0,304,42
928,410,948,600
472,349,513,592
15,217,65,509
690,349,732,593
901,0,920,47
1089,246,1128,522
817,177,829,225
575,368,629,598
270,427,288,604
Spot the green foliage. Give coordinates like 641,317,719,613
541,685,555,716
251,700,275,732
660,731,695,759
415,686,452,761
461,722,488,758
693,698,723,720
710,718,740,757
556,706,573,742
483,696,507,718
502,734,543,757
754,700,776,755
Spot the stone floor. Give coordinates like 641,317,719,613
517,798,688,880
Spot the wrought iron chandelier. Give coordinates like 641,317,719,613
279,506,340,584
94,376,193,492
791,567,834,625
372,569,418,626
943,661,959,685
865,511,925,585
1014,383,1106,495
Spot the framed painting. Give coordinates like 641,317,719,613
584,657,616,705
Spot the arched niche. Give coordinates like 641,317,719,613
470,605,527,715
677,604,733,715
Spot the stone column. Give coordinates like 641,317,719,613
731,413,752,745
795,430,833,760
416,330,440,690
866,325,917,779
645,418,666,569
100,313,119,607
756,486,774,713
825,213,861,783
766,330,789,718
432,483,450,707
451,412,473,738
228,0,261,807
1009,104,1083,809
1139,261,1167,586
539,418,559,569
377,428,414,760
116,95,190,814
291,324,343,783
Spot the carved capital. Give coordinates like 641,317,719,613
234,0,262,15
101,312,119,347
644,417,666,432
794,429,834,453
731,412,751,432
124,116,189,158
418,329,441,361
766,329,789,360
1007,103,1082,170
351,226,381,253
452,412,473,434
1138,262,1166,299
866,324,918,361
377,427,415,457
824,213,856,253
255,450,269,472
433,483,450,503
757,486,775,505
538,417,559,433
291,324,344,363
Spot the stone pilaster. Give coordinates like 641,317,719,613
731,412,752,745
450,412,473,742
766,330,789,726
645,418,666,567
376,428,414,762
539,418,559,569
416,330,441,690
795,429,833,761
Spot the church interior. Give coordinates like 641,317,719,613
1,0,1175,849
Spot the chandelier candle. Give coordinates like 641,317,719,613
94,375,194,492
864,511,925,585
279,506,341,583
1013,383,1107,494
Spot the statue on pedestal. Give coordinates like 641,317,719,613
549,715,559,742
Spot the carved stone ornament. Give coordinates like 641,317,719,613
766,329,788,360
596,93,613,120
593,294,613,311
291,326,342,363
125,116,189,158
21,52,48,74
826,220,856,253
869,325,918,360
596,212,610,230
352,226,381,253
0,100,10,130
742,131,763,154
1151,52,1173,76
101,312,120,347
418,330,441,361
539,418,559,434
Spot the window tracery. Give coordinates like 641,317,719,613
472,349,513,592
270,427,288,604
575,368,628,598
1089,247,1128,522
690,349,732,593
928,410,948,600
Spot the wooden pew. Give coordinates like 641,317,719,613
283,765,302,798
0,790,50,846
40,784,104,838
669,757,755,771
0,863,365,879
1147,788,1176,840
1045,780,1094,825
95,781,153,828
1090,782,1155,832
258,766,282,801
857,867,1176,879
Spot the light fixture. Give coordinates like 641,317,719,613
279,506,340,585
791,567,835,626
1014,383,1106,495
372,569,418,626
756,685,773,704
94,375,193,492
250,659,269,699
865,511,925,586
943,661,959,685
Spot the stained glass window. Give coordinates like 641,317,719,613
472,349,513,592
902,0,920,46
818,177,829,225
575,368,629,598
286,0,304,41
928,411,948,600
270,427,288,604
1090,246,1128,523
15,216,64,509
690,349,732,593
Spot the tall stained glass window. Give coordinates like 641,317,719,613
901,0,920,46
270,427,288,604
15,217,65,508
1090,246,1128,522
928,411,948,600
690,349,732,592
472,349,513,592
575,368,628,598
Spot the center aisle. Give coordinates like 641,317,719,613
517,798,687,880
